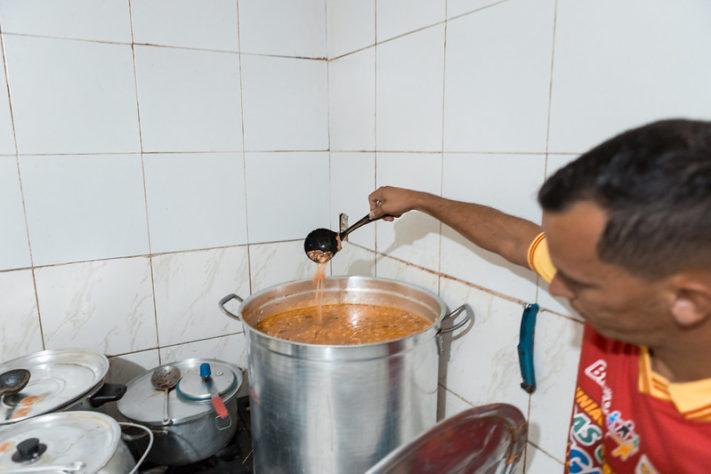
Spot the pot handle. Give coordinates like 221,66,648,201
119,422,154,474
436,304,474,353
219,293,244,321
88,382,127,408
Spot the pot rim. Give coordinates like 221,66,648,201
235,275,448,355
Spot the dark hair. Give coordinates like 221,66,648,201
539,119,711,279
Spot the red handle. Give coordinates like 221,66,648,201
211,395,228,418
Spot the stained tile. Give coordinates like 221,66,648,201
160,333,248,372
35,257,157,356
152,247,249,346
327,0,375,58
249,241,315,292
329,152,375,249
0,270,43,362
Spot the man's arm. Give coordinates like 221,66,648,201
368,186,542,269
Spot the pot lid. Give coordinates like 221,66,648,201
176,362,238,401
0,349,109,425
0,411,119,473
118,358,242,425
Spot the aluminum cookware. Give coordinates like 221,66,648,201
219,275,473,474
0,410,152,474
117,358,242,466
0,349,126,426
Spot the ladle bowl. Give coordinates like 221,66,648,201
304,214,382,263
151,365,181,425
0,369,30,397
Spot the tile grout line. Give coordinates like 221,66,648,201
107,329,247,359
1,30,328,61
0,27,47,351
127,0,162,365
437,2,448,297
327,0,511,63
235,0,253,297
0,149,580,157
324,0,333,277
373,0,379,277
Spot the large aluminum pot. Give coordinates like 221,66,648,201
0,349,126,426
117,358,243,466
219,276,472,474
0,410,151,473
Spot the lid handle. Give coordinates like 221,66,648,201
200,363,211,378
12,437,47,463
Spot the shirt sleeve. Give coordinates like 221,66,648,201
527,232,556,283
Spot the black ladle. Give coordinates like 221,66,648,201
0,369,30,398
304,214,382,263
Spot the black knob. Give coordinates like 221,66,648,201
12,437,47,462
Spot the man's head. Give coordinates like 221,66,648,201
538,119,711,344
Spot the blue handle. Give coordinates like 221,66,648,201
200,363,211,378
517,303,539,393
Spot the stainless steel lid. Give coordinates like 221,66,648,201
118,358,242,425
0,411,120,473
0,349,109,425
176,361,238,401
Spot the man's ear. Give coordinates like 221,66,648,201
669,275,711,327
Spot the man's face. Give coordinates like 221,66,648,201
542,201,671,345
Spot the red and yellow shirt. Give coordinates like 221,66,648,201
527,233,711,473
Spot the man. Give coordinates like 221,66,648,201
367,119,711,472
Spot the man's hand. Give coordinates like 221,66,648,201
368,186,425,221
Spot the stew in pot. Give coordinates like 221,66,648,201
254,303,431,345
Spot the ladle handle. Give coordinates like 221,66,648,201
339,213,383,240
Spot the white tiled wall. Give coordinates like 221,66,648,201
0,1,328,379
326,0,711,470
1,0,710,471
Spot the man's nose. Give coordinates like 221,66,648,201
548,274,574,300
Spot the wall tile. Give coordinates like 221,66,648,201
375,254,439,295
0,157,31,270
3,36,139,154
447,0,508,18
160,333,249,371
35,257,157,356
134,46,242,152
249,241,315,292
144,153,248,253
440,153,544,301
375,153,441,270
376,0,445,42
20,155,148,266
376,25,445,151
106,350,160,384
238,0,327,58
327,0,375,58
331,242,376,277
528,311,583,462
0,54,15,154
549,0,711,153
438,278,531,417
131,0,239,51
443,0,555,153
329,49,375,151
241,56,328,151
152,247,249,346
329,152,375,248
0,270,42,362
0,0,132,43
245,152,329,243
525,444,565,474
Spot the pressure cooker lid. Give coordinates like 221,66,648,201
118,358,242,425
0,411,120,473
0,349,109,425
176,362,238,401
